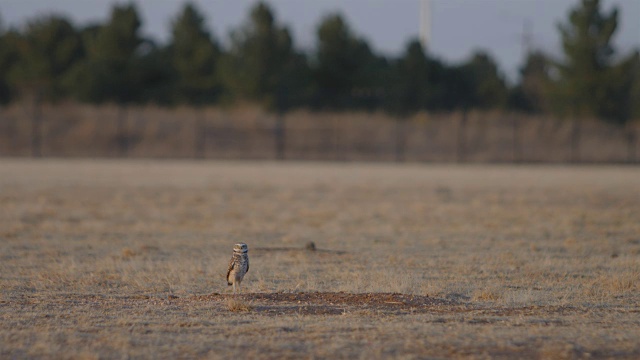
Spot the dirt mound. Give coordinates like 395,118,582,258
194,292,456,315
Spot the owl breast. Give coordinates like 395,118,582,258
229,253,249,283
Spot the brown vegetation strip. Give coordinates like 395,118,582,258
245,292,449,307
192,292,459,315
187,292,626,317
5,292,633,319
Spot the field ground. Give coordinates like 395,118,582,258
1,159,639,359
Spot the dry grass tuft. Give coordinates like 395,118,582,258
472,286,502,302
226,298,253,312
608,272,638,293
586,270,639,298
121,247,137,259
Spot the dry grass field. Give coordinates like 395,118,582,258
1,159,639,359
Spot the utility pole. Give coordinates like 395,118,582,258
521,19,533,58
420,0,431,50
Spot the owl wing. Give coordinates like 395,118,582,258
246,256,249,273
226,257,235,285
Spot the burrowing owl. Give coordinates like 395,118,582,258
226,243,249,293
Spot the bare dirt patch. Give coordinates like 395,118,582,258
194,292,455,315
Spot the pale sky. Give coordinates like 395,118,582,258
1,0,639,82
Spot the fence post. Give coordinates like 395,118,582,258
570,118,580,163
334,116,345,161
627,128,636,164
395,118,406,162
457,110,467,163
512,115,521,163
116,104,128,157
31,91,43,157
275,114,285,160
195,109,206,159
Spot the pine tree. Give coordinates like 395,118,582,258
135,40,174,105
463,52,509,110
313,14,375,109
66,4,144,104
631,54,640,120
219,2,306,110
389,40,429,114
0,16,17,103
170,2,220,105
556,0,635,123
6,15,82,101
509,51,553,113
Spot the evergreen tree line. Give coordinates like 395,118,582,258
0,0,638,124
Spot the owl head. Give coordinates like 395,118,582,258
233,243,249,253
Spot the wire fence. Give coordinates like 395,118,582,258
1,102,638,164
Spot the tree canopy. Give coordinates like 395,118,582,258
219,2,306,111
0,0,637,122
554,0,638,123
6,16,82,101
170,2,220,105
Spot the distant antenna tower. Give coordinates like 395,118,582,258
420,0,431,49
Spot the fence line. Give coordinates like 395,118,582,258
0,103,638,163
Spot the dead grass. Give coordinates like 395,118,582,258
226,298,254,312
1,103,638,162
1,159,640,359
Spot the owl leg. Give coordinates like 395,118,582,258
232,282,236,294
